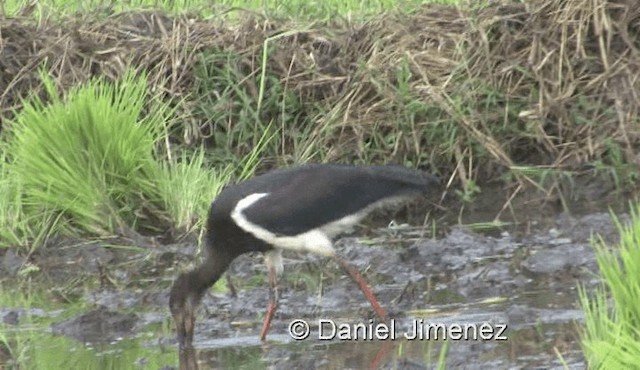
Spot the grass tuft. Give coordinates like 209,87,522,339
579,206,640,368
5,70,169,240
0,70,249,249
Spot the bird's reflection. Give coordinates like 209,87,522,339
175,338,393,370
178,345,198,370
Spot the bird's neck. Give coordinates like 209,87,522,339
187,249,233,300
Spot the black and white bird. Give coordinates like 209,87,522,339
169,163,440,347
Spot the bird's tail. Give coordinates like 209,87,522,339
367,165,440,194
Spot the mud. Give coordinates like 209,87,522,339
0,204,630,369
50,308,138,343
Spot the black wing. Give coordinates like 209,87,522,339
238,164,436,236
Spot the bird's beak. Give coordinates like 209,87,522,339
173,307,195,348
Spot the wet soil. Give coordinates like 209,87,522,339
0,184,634,369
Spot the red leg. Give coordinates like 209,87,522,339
260,263,279,341
369,339,394,369
333,255,388,321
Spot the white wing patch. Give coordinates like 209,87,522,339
231,192,337,257
231,192,412,259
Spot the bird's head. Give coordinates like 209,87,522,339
169,272,202,347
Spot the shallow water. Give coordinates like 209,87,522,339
0,184,631,369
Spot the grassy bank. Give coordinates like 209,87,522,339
2,0,449,20
0,0,636,294
0,0,637,205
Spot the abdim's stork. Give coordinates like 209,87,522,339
169,163,440,347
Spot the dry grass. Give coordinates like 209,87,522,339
1,1,639,189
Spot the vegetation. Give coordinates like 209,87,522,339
1,0,637,208
1,0,451,20
0,71,246,249
0,0,638,368
580,206,640,369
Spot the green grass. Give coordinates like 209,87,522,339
579,206,640,369
158,150,231,237
1,70,170,244
0,148,46,248
191,46,324,167
1,0,458,20
190,52,457,173
0,69,265,250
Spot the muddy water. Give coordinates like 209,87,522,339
0,190,631,369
